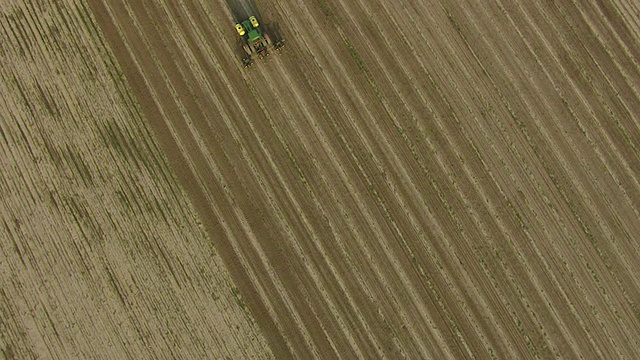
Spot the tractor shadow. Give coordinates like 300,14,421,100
225,0,261,22
265,22,284,43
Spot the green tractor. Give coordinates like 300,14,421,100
235,16,285,67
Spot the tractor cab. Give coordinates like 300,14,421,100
247,28,262,43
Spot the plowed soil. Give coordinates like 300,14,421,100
4,0,640,358
0,1,269,358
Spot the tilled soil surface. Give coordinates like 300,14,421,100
88,0,640,358
0,1,270,358
4,0,640,358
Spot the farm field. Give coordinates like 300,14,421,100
86,0,640,357
0,1,271,358
3,0,640,358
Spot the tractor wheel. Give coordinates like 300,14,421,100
243,44,251,55
249,42,257,53
264,33,273,47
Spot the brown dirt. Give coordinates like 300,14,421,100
4,0,640,358
87,0,640,357
0,0,271,358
